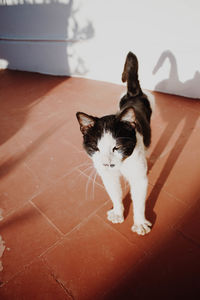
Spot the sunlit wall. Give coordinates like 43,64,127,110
0,0,200,98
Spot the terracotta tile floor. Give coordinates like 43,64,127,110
0,70,200,299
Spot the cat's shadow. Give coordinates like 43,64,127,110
123,191,157,227
153,50,200,98
123,192,132,220
141,50,200,227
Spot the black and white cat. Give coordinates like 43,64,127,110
76,52,153,235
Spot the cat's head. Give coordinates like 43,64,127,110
76,107,137,171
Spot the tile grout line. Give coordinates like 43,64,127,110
94,213,149,256
162,188,193,207
30,200,65,237
175,229,200,248
91,215,154,289
60,193,149,257
64,200,110,239
37,203,112,258
148,181,191,208
1,254,73,299
0,201,33,223
25,161,92,201
26,155,105,206
38,240,64,260
39,256,75,300
0,256,42,288
50,271,75,300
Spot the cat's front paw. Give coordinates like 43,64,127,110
131,220,152,236
107,209,124,224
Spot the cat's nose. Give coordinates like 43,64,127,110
110,164,115,168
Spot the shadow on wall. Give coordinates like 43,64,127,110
153,50,200,99
0,0,94,75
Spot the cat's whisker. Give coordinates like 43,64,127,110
66,161,91,177
76,165,93,181
85,176,90,201
77,165,94,181
85,168,96,201
80,164,94,175
92,170,98,200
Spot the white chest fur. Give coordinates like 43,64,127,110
92,131,152,236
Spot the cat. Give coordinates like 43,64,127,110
76,52,153,235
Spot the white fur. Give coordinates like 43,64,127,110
92,131,152,235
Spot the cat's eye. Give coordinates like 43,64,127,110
113,146,120,152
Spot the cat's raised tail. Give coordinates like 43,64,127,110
122,51,142,97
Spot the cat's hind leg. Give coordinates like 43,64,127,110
121,154,152,235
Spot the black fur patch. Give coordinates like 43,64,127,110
77,113,137,158
119,93,152,148
76,51,152,157
120,51,152,147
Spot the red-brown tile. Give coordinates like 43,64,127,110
13,111,93,189
43,214,145,300
0,193,16,220
147,94,200,205
0,70,200,300
133,232,200,298
32,169,108,234
0,203,61,283
0,161,42,216
24,134,85,186
104,231,200,300
175,200,200,245
67,78,124,117
152,91,200,115
13,94,72,148
97,184,189,253
0,70,65,111
0,259,71,300
159,126,200,205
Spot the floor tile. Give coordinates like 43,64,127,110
32,169,108,234
0,72,65,140
0,71,200,299
24,130,85,186
158,125,200,204
104,231,200,299
97,184,189,253
0,161,42,216
147,92,200,204
42,214,145,300
0,203,61,283
175,200,200,245
0,259,71,300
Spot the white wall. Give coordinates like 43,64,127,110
0,0,200,98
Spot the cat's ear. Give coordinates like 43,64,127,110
76,112,96,135
118,107,136,126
